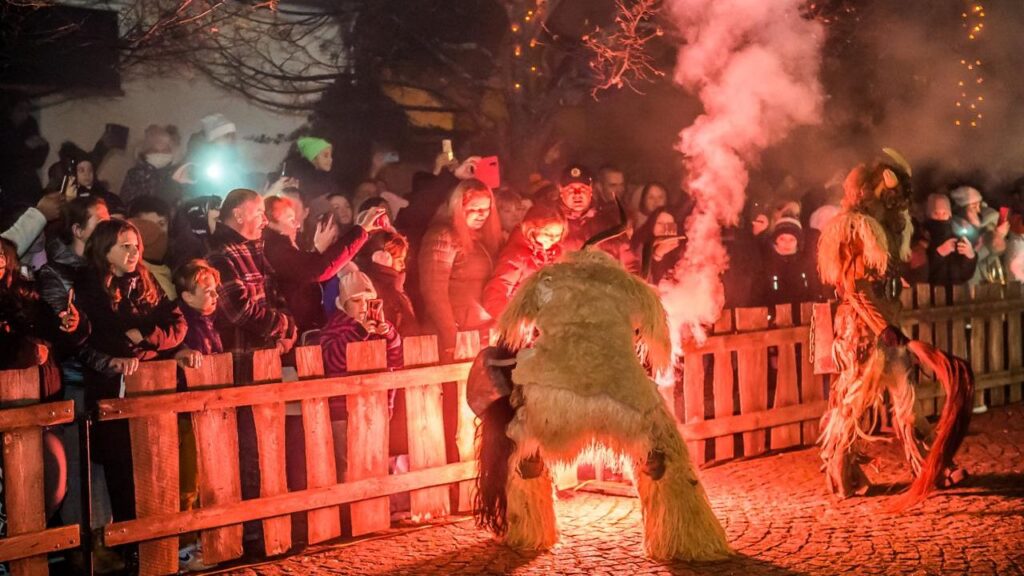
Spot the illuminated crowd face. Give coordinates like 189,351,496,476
76,161,96,188
464,195,492,230
531,222,565,250
184,274,219,316
330,195,354,225
314,147,334,172
653,212,678,237
560,184,593,214
643,185,668,214
107,230,142,276
236,198,268,241
774,233,799,256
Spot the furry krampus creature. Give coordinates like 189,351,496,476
817,152,974,507
469,250,731,561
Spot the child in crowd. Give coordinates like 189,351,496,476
321,269,404,478
170,259,222,572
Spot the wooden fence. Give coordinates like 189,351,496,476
0,367,79,575
675,282,1024,467
3,285,1024,573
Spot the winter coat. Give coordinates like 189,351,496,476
75,182,124,215
482,229,562,319
755,249,821,308
120,161,182,208
75,269,186,399
262,226,368,333
320,310,403,420
179,302,223,356
206,225,296,352
559,202,636,272
1,207,46,258
364,262,420,336
418,224,494,357
924,219,977,287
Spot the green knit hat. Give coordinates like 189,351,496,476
297,137,332,163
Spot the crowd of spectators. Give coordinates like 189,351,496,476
2,102,1023,572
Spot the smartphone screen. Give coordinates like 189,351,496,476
442,139,454,162
475,156,501,189
367,299,384,323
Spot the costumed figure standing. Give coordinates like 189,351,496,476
816,151,975,507
468,243,731,560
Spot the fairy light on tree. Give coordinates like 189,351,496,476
956,2,986,128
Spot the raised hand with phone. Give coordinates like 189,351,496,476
355,205,390,233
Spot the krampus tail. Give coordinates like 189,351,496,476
890,341,975,511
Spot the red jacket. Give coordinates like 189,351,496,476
482,229,562,319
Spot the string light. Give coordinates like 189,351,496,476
955,1,986,128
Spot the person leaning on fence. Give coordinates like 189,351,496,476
0,237,87,521
169,259,222,572
75,218,186,571
321,269,404,479
205,188,297,355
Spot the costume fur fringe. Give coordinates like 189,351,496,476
817,212,890,289
503,462,558,549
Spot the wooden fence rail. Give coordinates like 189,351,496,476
4,284,1024,572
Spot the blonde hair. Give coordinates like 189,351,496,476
441,178,502,256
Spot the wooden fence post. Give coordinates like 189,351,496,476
771,305,801,450
1007,283,1024,404
0,367,48,576
453,331,481,512
182,353,244,565
401,335,450,521
125,360,180,575
293,346,342,545
799,302,824,444
346,339,391,536
980,284,1007,406
735,307,770,457
914,284,937,416
712,312,736,461
250,349,292,556
682,345,706,465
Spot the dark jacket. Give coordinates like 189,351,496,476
179,301,223,356
206,225,296,352
75,269,186,399
0,115,48,209
0,281,89,377
364,262,420,336
755,249,822,308
321,310,403,420
263,226,368,333
482,229,561,319
120,161,182,208
76,182,125,215
925,219,977,287
418,224,494,357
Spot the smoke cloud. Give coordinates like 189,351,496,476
660,0,825,344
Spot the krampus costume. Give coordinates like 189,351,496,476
816,152,975,507
469,249,731,561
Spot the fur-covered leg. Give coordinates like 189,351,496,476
504,456,558,550
888,364,926,477
634,406,731,561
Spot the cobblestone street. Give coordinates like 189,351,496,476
214,404,1024,575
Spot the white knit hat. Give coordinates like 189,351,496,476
808,204,840,232
949,186,983,207
336,270,376,309
201,113,236,142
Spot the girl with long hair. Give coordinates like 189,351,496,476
419,178,502,360
77,218,186,527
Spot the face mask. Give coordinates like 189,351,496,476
146,153,174,169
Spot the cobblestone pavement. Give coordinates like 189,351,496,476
214,404,1024,575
